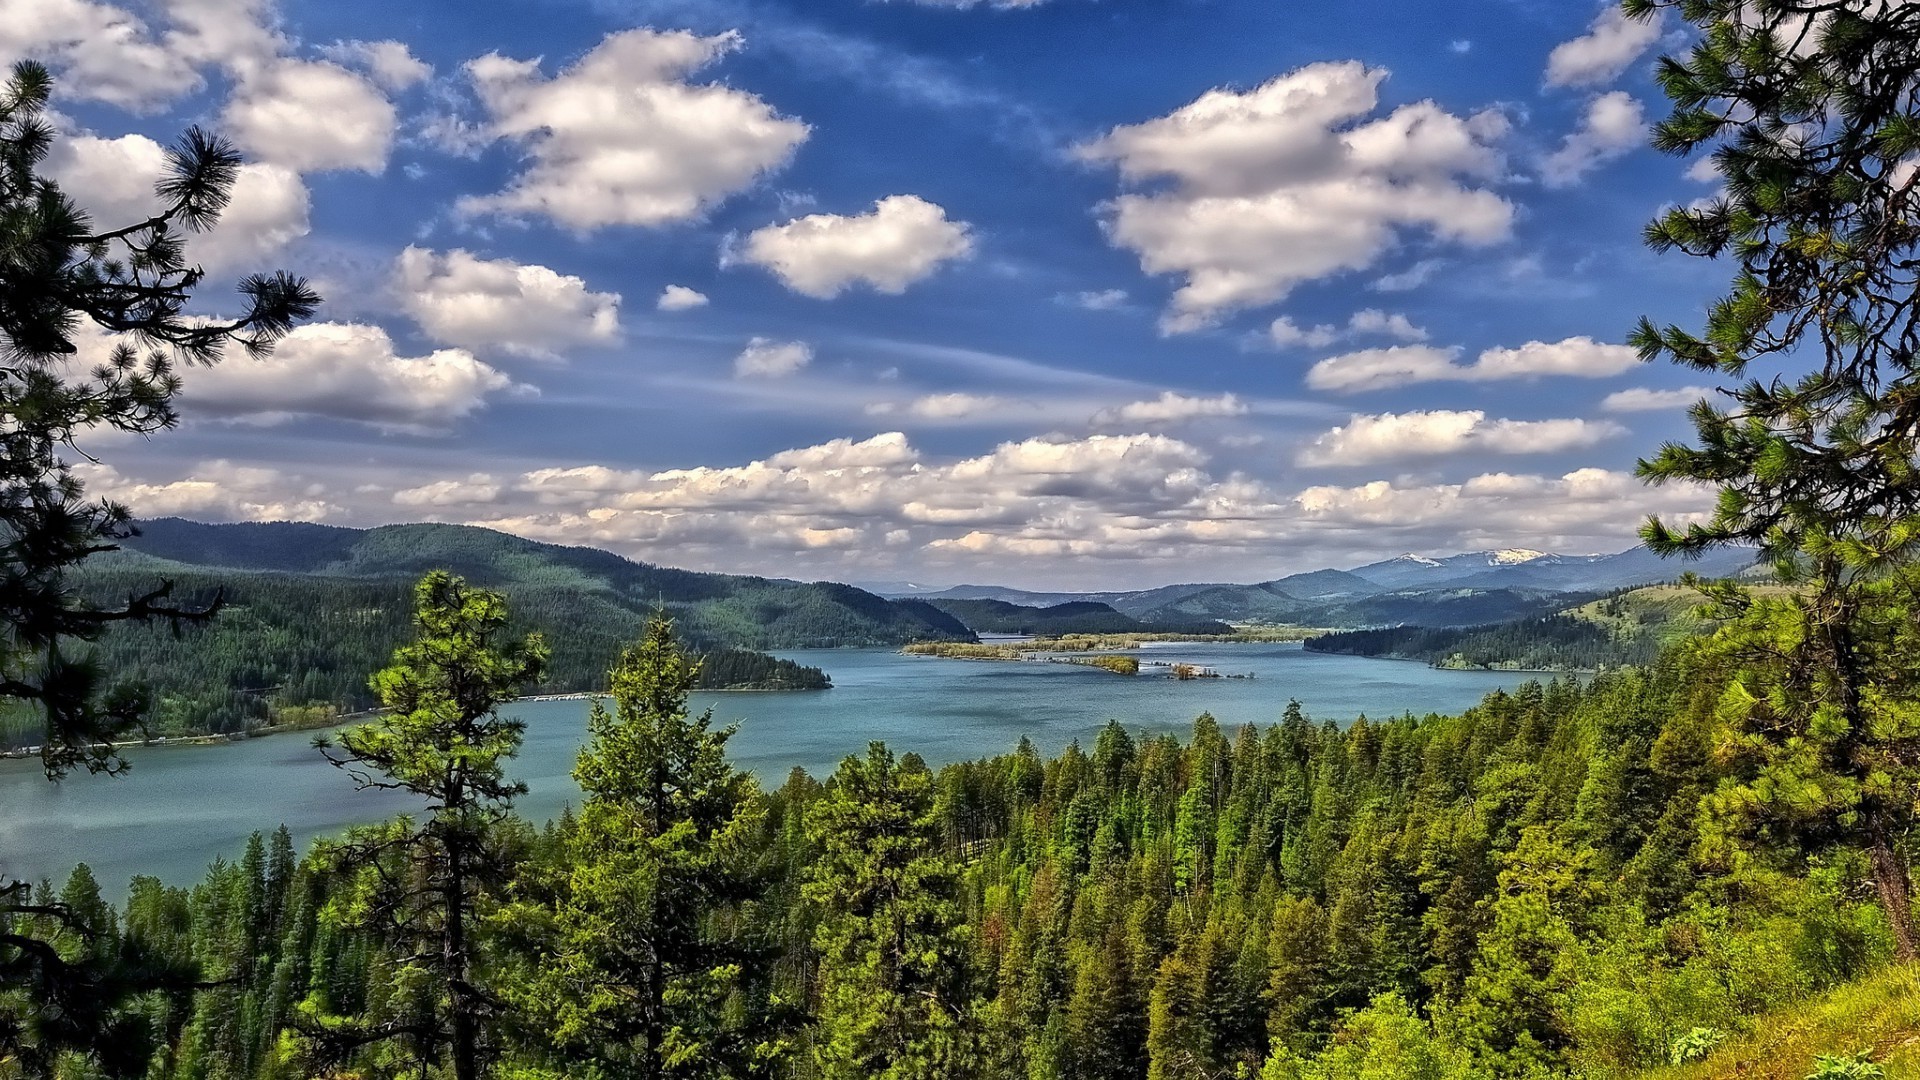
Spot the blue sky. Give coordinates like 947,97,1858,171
13,0,1734,589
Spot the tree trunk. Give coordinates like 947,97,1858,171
448,843,478,1080
1868,810,1918,963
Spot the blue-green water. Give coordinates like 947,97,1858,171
0,643,1528,894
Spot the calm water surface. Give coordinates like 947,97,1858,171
0,643,1530,894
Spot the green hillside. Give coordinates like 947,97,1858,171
1304,585,1728,670
40,520,975,741
924,597,1233,635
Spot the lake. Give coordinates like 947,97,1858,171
0,643,1531,895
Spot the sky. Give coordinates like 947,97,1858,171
7,0,1738,590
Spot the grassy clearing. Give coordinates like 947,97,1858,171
1633,964,1920,1080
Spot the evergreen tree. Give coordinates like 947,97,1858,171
1626,0,1920,957
303,573,546,1080
502,616,778,1078
804,742,972,1079
0,56,313,1074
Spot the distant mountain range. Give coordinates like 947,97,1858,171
862,545,1757,629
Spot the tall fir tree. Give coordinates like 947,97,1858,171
500,616,779,1078
302,572,546,1080
804,742,973,1080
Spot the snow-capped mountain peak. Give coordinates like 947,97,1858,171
1485,548,1550,565
1389,553,1444,567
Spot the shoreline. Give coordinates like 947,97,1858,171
1,684,832,762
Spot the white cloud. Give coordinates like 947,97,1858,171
1270,317,1341,349
1347,308,1428,341
734,337,813,378
221,57,399,174
1295,467,1710,544
1601,385,1712,412
45,132,310,275
179,322,524,431
394,474,501,507
1542,91,1647,187
78,459,338,522
1545,7,1663,88
394,247,622,360
1307,336,1640,392
1371,258,1445,292
0,0,202,110
1273,307,1429,349
737,195,975,298
318,39,432,91
1093,391,1248,426
658,285,710,311
1079,61,1513,332
867,392,1011,420
457,29,809,231
1298,409,1623,466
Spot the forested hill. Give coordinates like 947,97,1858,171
1304,585,1714,670
923,597,1234,636
51,519,974,739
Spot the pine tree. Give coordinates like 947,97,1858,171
804,742,972,1079
303,572,546,1080
0,57,314,1074
1626,0,1920,958
502,616,778,1078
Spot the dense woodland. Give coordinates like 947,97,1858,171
922,599,1234,637
1305,614,1664,672
8,0,1920,1077
24,608,1906,1079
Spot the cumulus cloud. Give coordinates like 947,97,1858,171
426,431,1711,575
45,132,310,275
1601,386,1712,412
1307,336,1640,392
222,57,398,174
1079,60,1513,332
1295,467,1709,545
1270,308,1427,349
1545,7,1663,88
456,29,809,231
658,285,710,311
318,39,432,91
179,322,525,431
1093,391,1248,426
0,0,203,110
394,247,621,360
1298,409,1623,466
77,459,339,522
1542,91,1647,187
734,337,813,378
737,195,975,298
394,474,502,507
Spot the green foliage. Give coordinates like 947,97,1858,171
805,743,972,1079
1627,0,1920,958
1308,614,1662,672
0,56,315,1077
1806,1051,1885,1080
1669,1027,1726,1065
498,617,781,1078
301,573,546,1080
